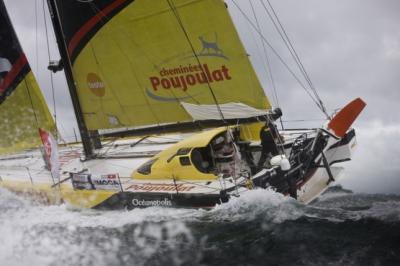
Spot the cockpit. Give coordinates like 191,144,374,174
134,127,255,181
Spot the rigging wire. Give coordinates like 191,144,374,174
81,3,203,150
262,0,329,118
24,81,40,126
260,1,312,93
231,0,328,118
166,0,226,123
231,1,322,113
249,1,279,107
42,0,58,139
35,0,39,74
248,0,284,129
265,0,319,102
87,3,201,134
24,79,57,185
282,118,326,123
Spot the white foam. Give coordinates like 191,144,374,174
210,188,303,223
307,191,400,222
357,198,400,222
3,186,398,266
0,188,201,266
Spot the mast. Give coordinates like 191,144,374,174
46,0,93,158
45,1,271,138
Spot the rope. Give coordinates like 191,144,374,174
24,78,58,185
166,0,226,123
42,0,58,139
35,0,39,74
24,80,40,127
263,0,329,118
231,0,329,119
249,1,278,106
88,2,202,133
249,1,284,129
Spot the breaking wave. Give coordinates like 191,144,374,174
1,186,399,266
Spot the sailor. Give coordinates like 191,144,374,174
213,133,235,177
258,121,281,168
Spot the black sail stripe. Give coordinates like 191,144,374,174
55,0,134,62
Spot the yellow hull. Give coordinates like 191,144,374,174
0,179,117,209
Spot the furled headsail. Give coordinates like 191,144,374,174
51,0,271,131
0,1,54,154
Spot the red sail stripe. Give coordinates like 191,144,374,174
67,0,127,56
0,54,28,94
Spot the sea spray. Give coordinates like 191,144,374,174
209,188,303,223
0,188,201,266
1,187,400,265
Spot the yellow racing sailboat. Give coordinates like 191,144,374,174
0,0,365,209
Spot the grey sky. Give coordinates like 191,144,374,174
4,0,400,193
226,0,400,194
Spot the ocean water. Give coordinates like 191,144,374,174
0,186,399,266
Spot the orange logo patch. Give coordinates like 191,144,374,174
87,72,105,97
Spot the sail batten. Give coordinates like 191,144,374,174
54,0,271,132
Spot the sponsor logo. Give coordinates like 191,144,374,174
147,33,231,101
197,34,228,59
127,183,195,192
92,173,121,191
87,72,105,97
131,198,172,207
93,179,120,186
71,172,95,190
103,174,117,179
145,88,198,102
72,173,91,183
38,128,59,180
149,63,231,92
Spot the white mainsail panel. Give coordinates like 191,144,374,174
181,102,267,121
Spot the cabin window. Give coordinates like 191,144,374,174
137,158,157,175
191,147,212,173
177,147,192,155
179,156,191,166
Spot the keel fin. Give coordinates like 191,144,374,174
328,98,366,138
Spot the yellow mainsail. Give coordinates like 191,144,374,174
0,1,54,154
55,0,271,130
